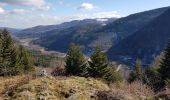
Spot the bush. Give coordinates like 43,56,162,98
128,59,143,83
159,40,170,87
51,66,65,76
103,67,123,83
144,67,162,91
165,79,170,88
97,81,154,100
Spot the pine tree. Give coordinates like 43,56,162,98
65,43,86,75
159,40,170,86
129,59,143,82
88,47,109,78
0,29,22,76
18,45,35,74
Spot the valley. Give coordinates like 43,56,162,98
9,6,170,66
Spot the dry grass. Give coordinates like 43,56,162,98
0,75,26,98
110,81,154,97
1,75,155,100
5,76,109,100
97,81,154,100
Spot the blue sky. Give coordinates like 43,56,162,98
0,0,170,28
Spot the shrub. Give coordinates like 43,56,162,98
97,81,154,100
128,59,143,83
51,66,65,76
103,67,123,83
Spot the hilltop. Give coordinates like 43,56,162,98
1,75,154,100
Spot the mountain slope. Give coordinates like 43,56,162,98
97,6,169,43
33,7,169,54
33,23,105,53
108,7,170,66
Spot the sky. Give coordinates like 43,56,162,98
0,0,170,28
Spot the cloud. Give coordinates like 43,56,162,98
78,3,95,11
92,11,121,18
10,9,31,14
0,7,5,14
0,0,49,11
38,5,50,11
73,11,121,20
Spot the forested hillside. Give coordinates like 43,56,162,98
108,7,170,66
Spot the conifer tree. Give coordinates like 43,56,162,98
65,43,86,75
129,59,143,82
159,40,170,86
18,45,35,74
0,29,22,76
88,47,109,78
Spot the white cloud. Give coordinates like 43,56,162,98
10,9,31,14
38,5,50,11
73,11,121,19
0,7,5,14
92,11,121,18
0,0,49,11
78,3,95,11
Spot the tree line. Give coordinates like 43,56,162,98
128,40,170,91
0,29,34,76
65,43,122,83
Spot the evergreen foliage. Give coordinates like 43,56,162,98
144,67,161,91
88,47,109,77
142,55,164,91
165,79,170,88
129,59,143,82
65,43,86,75
88,47,122,82
102,67,123,83
159,40,170,87
0,29,34,76
0,29,22,76
18,45,35,73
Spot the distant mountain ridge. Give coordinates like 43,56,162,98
15,18,116,39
